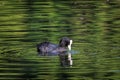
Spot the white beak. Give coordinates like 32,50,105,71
68,40,73,50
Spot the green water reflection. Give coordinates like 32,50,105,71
0,0,120,80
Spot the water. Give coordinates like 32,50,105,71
0,0,120,80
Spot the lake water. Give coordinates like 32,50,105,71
0,0,120,80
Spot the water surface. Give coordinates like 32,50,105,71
0,0,120,80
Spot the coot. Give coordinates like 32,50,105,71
37,37,72,55
37,37,73,66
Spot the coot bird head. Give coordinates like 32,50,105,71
59,37,71,47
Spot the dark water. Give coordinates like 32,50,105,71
0,0,120,80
